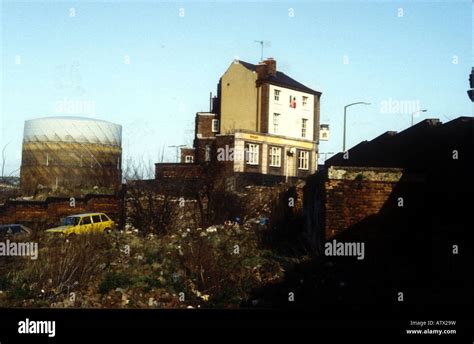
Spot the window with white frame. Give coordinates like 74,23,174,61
246,143,259,165
212,119,219,133
273,113,280,133
302,96,308,106
298,150,309,170
269,146,281,167
185,155,194,163
274,89,280,101
301,118,308,138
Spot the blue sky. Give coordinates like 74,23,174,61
1,0,472,176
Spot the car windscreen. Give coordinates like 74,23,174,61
63,217,81,226
0,225,23,235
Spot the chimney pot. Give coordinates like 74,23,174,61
256,58,277,80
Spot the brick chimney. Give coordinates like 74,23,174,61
264,58,277,77
256,58,277,80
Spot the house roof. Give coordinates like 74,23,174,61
237,60,321,95
325,117,473,170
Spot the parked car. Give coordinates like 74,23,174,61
0,224,32,238
45,213,115,236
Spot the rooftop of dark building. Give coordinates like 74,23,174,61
326,116,473,171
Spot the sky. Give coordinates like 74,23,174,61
1,0,472,177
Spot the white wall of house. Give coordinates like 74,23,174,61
268,84,315,141
232,134,317,176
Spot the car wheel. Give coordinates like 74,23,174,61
104,228,111,234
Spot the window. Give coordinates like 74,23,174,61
212,119,219,133
269,147,281,167
290,96,297,108
205,145,211,162
82,216,92,225
246,143,259,165
301,118,308,138
100,214,110,222
92,215,101,223
274,89,280,101
302,96,308,106
320,124,330,141
64,217,80,226
273,113,280,133
185,155,194,163
298,150,309,170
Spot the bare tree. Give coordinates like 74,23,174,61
123,150,182,235
195,158,243,228
1,142,10,178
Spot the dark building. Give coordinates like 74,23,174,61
300,116,473,309
468,67,474,102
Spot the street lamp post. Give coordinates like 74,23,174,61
321,152,335,163
411,109,428,126
168,145,186,163
343,102,371,152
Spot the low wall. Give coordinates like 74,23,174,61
324,166,405,238
0,194,121,228
303,165,424,248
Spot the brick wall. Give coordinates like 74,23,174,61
303,166,418,248
155,163,204,179
193,138,215,164
0,194,121,228
195,113,216,138
316,116,473,243
324,166,404,238
259,83,269,133
153,163,205,197
180,148,195,163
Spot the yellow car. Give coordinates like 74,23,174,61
45,213,115,236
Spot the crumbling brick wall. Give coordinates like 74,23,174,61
304,166,417,248
324,166,404,238
0,194,121,228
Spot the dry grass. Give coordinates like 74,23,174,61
1,232,116,306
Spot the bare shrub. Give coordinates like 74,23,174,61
170,226,280,307
5,232,115,305
125,182,175,235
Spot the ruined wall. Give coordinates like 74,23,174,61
303,166,422,248
316,117,473,242
0,194,121,227
324,166,405,238
155,163,203,180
